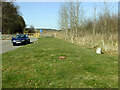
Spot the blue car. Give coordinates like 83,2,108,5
11,34,30,46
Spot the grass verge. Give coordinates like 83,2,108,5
2,38,118,88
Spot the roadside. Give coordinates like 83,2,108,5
2,38,118,88
0,38,38,54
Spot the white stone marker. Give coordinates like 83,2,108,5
96,48,102,54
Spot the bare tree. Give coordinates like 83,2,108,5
59,3,69,40
75,0,80,37
64,3,69,40
59,1,84,43
93,4,97,36
69,2,76,43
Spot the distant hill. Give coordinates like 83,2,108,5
35,28,59,31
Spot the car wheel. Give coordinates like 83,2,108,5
13,43,16,46
24,41,27,45
28,40,30,44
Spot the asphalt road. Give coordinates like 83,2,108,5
0,38,38,54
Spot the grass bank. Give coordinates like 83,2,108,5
2,38,118,88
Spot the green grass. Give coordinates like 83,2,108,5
2,38,118,88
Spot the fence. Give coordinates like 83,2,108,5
23,33,40,38
0,32,56,40
1,34,15,40
24,32,55,38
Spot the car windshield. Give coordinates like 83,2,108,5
16,35,26,38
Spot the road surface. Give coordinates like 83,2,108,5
0,38,38,54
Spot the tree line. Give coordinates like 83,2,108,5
58,1,118,47
2,1,26,34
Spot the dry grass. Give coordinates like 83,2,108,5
54,31,118,55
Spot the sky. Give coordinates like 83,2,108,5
14,1,118,30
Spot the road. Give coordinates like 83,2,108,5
0,38,38,54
